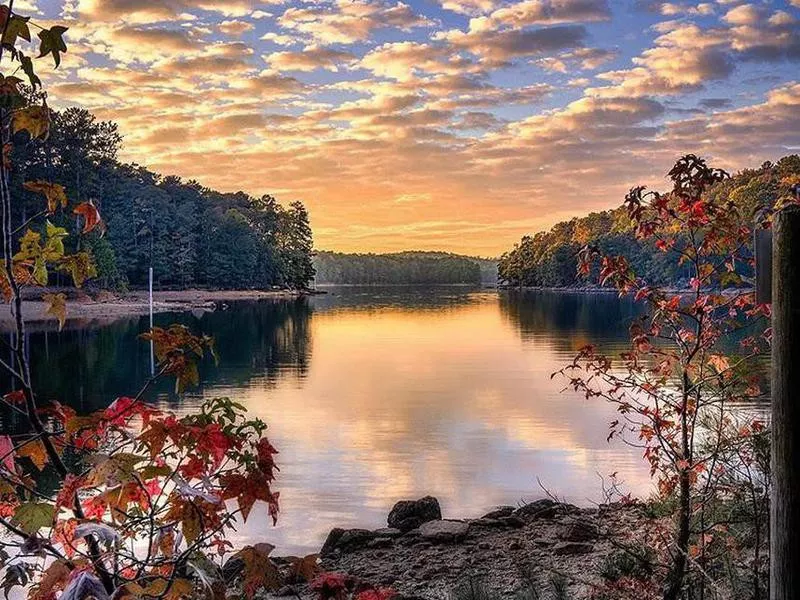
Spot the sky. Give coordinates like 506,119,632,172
14,0,800,255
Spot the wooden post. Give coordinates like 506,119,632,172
771,205,800,600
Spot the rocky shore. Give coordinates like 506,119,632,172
268,497,661,600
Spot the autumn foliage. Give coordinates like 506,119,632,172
557,155,799,599
0,4,302,599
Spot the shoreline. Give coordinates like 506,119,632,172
256,496,663,600
0,289,305,328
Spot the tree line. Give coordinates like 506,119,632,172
10,107,315,291
498,155,800,288
313,251,497,285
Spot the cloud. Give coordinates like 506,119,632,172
437,24,589,65
359,42,481,82
71,0,262,22
590,23,732,96
536,47,617,72
218,20,256,36
40,0,800,255
277,0,432,45
477,0,611,29
265,45,355,72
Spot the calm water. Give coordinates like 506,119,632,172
5,287,657,554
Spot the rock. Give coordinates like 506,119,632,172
388,496,442,532
374,527,403,538
320,528,375,556
419,519,469,542
552,542,594,555
532,538,555,547
472,518,503,528
508,539,523,551
481,506,515,519
320,528,345,556
368,537,394,549
564,520,599,542
478,542,492,550
499,516,526,528
275,586,297,597
513,499,559,519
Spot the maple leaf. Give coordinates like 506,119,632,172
29,560,70,600
12,103,48,140
707,354,731,374
24,181,68,214
86,452,143,487
53,518,79,558
11,502,55,534
37,26,68,68
42,292,67,330
288,554,320,583
73,200,104,235
181,500,202,544
55,473,84,512
0,74,25,109
18,54,41,89
57,251,97,287
256,437,279,481
232,545,282,599
2,14,31,47
17,438,49,470
221,470,279,522
0,435,15,473
41,222,68,266
138,419,171,459
3,390,25,405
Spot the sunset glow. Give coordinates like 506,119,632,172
31,0,800,254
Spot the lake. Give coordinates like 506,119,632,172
9,287,656,555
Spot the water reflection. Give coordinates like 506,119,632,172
8,287,658,555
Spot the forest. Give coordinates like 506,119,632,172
10,107,315,292
313,251,497,285
498,155,800,288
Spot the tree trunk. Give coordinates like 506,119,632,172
770,205,800,600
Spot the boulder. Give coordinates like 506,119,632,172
481,506,515,519
320,528,375,556
513,499,558,519
552,542,594,556
419,519,469,542
388,496,442,532
373,527,403,538
564,519,599,542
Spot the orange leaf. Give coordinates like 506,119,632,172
17,438,49,470
232,544,282,599
73,200,104,234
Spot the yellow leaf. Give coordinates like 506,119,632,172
42,292,67,330
14,228,42,262
57,252,96,287
24,181,68,214
13,104,50,140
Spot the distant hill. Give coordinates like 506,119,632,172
313,251,498,286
